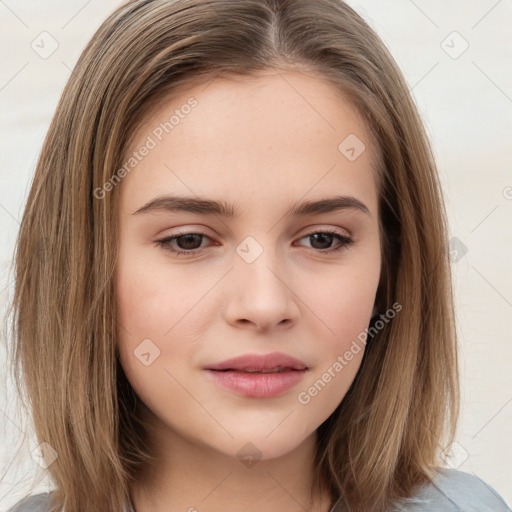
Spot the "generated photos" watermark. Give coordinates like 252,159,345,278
297,301,402,405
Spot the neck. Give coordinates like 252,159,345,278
129,411,334,512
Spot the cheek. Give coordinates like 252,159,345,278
289,264,379,410
115,256,199,422
115,249,213,394
297,261,380,344
115,249,208,340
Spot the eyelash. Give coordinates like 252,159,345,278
155,228,353,257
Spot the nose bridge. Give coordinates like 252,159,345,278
235,233,288,297
224,234,298,329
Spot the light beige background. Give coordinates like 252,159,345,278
0,1,511,509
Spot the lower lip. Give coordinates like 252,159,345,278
204,369,307,398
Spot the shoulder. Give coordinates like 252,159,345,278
6,492,56,512
394,467,511,512
6,493,132,512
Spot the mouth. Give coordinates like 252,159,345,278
204,352,309,397
204,367,307,398
205,352,308,372
211,366,306,374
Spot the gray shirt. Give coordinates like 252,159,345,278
7,468,511,512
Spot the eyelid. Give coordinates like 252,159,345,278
299,224,352,238
155,225,354,257
157,224,351,241
295,227,353,251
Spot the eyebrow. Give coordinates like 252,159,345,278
132,194,370,218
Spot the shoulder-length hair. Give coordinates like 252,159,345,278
7,0,459,510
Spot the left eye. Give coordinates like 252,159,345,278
155,229,353,256
297,230,353,253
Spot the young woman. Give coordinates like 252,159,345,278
6,0,511,511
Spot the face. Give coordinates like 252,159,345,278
115,69,381,462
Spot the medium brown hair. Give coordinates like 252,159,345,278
6,0,459,510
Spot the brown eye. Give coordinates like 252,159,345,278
155,231,212,256
296,230,353,253
173,233,204,250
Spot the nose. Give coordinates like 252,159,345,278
223,247,300,332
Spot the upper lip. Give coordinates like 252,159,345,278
205,352,308,371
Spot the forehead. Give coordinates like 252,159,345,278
119,70,379,217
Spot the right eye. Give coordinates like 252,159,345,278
155,231,215,257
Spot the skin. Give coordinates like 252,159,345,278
115,68,382,512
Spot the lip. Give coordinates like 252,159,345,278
204,352,308,372
204,352,308,398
